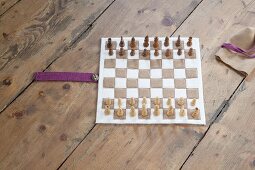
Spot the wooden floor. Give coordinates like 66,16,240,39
0,0,255,169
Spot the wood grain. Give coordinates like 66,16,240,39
0,0,202,169
0,0,19,16
0,0,114,112
59,0,254,169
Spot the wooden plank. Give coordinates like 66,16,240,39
59,0,254,169
0,0,19,16
0,0,114,112
182,78,255,170
0,0,201,169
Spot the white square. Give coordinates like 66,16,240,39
162,59,173,69
186,78,199,88
104,68,115,77
127,69,138,78
174,69,186,78
115,78,126,88
139,60,150,69
138,98,151,108
138,79,150,88
175,89,187,98
185,59,199,68
151,88,163,98
102,88,114,98
127,50,139,59
162,79,174,88
173,50,185,59
115,59,127,68
150,69,162,78
127,88,138,98
114,98,126,109
150,50,162,59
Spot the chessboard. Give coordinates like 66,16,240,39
96,36,205,125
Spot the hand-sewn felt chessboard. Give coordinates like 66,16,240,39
96,36,205,124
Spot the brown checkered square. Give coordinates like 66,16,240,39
139,88,150,97
186,68,198,78
162,49,173,59
138,109,151,119
139,69,150,78
163,109,176,119
104,59,115,68
151,79,162,88
150,60,162,68
175,98,187,108
128,41,139,50
127,79,138,88
102,98,114,109
173,59,185,68
103,78,115,88
174,79,186,89
113,109,126,119
162,69,174,78
187,88,199,99
127,59,139,69
126,98,138,109
116,68,127,78
185,49,196,59
163,88,175,98
173,41,184,49
114,88,126,98
187,109,200,120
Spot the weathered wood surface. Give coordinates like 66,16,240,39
0,0,114,112
60,0,253,169
0,0,19,16
0,0,203,169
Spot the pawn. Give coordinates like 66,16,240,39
179,106,185,117
191,107,200,118
105,98,112,106
109,48,113,56
130,37,136,49
177,48,182,56
104,105,111,115
167,97,172,106
188,48,193,56
154,97,160,105
153,36,159,49
154,105,160,116
175,35,181,47
142,97,147,104
107,38,112,49
130,106,136,117
141,103,148,117
165,49,171,58
116,107,124,117
177,97,185,106
130,49,135,56
119,36,125,47
166,106,174,116
142,49,148,57
164,36,169,47
187,37,192,47
118,98,122,107
119,47,125,56
154,49,159,56
191,98,196,106
129,97,135,106
143,35,149,47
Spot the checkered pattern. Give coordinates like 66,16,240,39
97,37,205,124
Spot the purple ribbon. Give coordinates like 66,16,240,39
34,72,98,82
221,43,255,58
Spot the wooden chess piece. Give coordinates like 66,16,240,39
177,48,182,56
119,47,125,56
142,97,147,104
143,35,149,47
165,49,171,58
105,98,112,106
117,107,124,117
153,36,159,49
119,36,125,47
130,37,136,49
154,97,160,106
104,105,111,115
118,98,122,107
154,49,159,56
129,97,135,106
167,97,172,106
130,49,135,56
164,36,169,47
175,35,181,47
130,106,136,117
109,47,113,56
191,98,196,106
191,107,200,118
177,97,185,106
142,49,148,57
166,106,174,116
154,105,160,116
188,48,193,56
179,106,185,117
187,37,192,47
141,103,148,117
107,38,112,49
